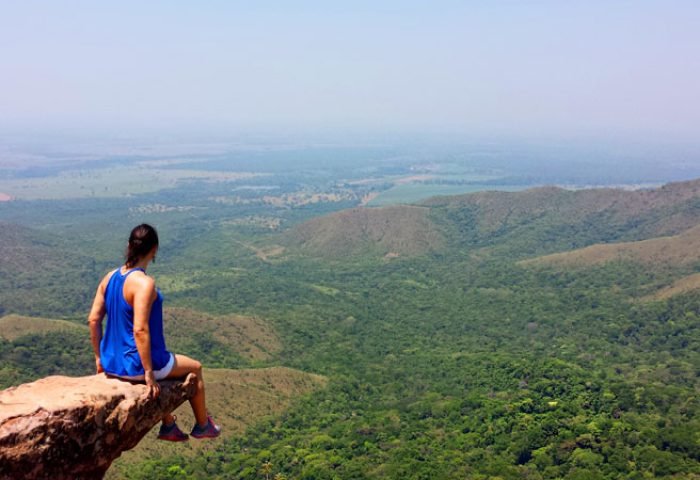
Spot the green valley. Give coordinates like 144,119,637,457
1,146,700,479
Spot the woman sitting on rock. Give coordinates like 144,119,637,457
88,223,220,441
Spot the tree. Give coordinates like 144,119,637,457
260,461,273,480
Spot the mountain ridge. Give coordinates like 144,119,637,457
281,179,700,260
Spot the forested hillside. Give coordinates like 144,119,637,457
2,180,700,479
424,179,700,257
0,223,99,317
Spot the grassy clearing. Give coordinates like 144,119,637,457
401,279,429,289
309,284,341,296
156,274,204,294
157,270,247,294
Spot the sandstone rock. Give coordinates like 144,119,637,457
0,373,197,480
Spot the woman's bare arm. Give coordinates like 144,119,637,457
131,274,160,399
88,272,113,373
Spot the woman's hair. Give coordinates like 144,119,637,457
125,224,159,268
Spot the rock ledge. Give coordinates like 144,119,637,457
0,373,196,480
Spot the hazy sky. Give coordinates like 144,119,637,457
1,1,699,140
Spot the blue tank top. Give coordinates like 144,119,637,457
100,267,171,377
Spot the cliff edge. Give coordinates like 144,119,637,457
0,373,197,480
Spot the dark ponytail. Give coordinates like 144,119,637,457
125,224,159,268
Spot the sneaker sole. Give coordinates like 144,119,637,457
157,435,189,442
191,431,221,439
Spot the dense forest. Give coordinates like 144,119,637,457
1,162,700,479
122,251,700,479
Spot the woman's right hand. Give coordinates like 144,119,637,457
144,370,160,399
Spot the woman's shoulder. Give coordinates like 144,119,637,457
125,269,156,290
99,268,119,290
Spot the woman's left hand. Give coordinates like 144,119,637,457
144,370,160,399
95,357,104,374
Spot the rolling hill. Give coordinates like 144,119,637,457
520,224,700,268
285,205,445,259
163,307,281,363
0,314,86,341
424,179,700,237
423,179,700,256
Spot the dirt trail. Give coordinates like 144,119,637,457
232,238,285,262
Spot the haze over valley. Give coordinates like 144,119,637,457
2,1,700,478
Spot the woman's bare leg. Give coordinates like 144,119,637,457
162,412,175,425
166,354,207,426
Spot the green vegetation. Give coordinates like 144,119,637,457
284,205,444,259
131,250,698,479
0,223,101,318
2,154,700,478
0,329,94,387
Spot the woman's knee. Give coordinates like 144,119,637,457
169,354,203,378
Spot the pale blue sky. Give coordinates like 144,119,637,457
1,1,698,140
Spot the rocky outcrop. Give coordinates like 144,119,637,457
0,373,197,480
